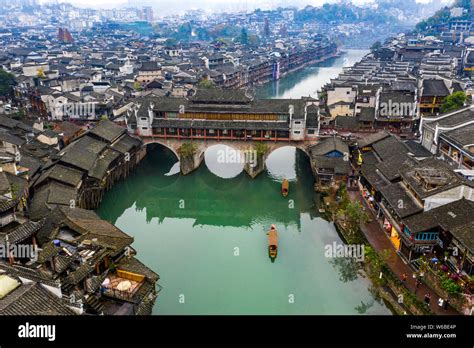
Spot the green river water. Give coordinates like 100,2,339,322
97,49,390,315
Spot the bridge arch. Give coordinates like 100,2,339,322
142,139,180,159
265,145,313,181
203,143,247,179
137,136,318,177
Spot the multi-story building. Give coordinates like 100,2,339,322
418,79,451,116
136,61,162,85
125,89,320,141
420,106,474,166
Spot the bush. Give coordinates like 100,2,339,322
440,276,462,297
178,142,197,157
253,142,268,157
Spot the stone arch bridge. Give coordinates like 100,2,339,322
140,137,319,177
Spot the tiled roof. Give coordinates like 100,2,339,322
0,282,75,315
0,220,44,246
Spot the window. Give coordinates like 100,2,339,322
294,121,302,125
308,129,315,135
140,117,148,121
141,127,148,130
294,131,301,134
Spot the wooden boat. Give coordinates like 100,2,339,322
268,224,278,259
281,179,289,197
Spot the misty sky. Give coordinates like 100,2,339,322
39,0,439,8
38,0,449,15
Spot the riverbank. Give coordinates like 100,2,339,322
256,49,369,99
274,51,343,83
327,183,459,315
246,51,342,89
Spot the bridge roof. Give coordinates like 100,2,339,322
135,96,307,120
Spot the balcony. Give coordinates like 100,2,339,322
102,270,145,302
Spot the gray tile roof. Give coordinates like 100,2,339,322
88,120,127,143
400,158,463,200
0,220,44,246
379,182,423,218
422,79,449,97
35,164,84,189
0,282,75,315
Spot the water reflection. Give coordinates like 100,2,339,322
354,300,375,314
256,49,369,99
165,161,180,176
98,145,317,229
329,257,364,283
266,146,297,182
204,144,245,179
96,144,390,315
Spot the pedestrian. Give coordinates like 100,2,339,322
424,293,431,305
438,297,444,307
401,273,407,283
415,278,421,288
444,298,449,311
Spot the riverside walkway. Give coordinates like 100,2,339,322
348,190,459,315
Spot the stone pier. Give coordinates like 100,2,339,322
141,138,316,178
180,151,204,175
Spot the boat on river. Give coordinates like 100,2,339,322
281,179,289,197
267,224,278,259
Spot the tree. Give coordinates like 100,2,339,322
198,79,215,89
248,34,260,46
37,68,46,79
440,276,462,297
0,69,15,98
253,142,268,157
441,91,466,113
264,17,270,37
133,81,142,91
338,201,368,234
239,27,249,45
177,23,192,41
178,142,197,158
164,38,178,47
370,41,382,52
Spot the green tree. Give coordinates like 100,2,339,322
370,41,382,52
440,276,462,297
164,38,178,47
198,79,215,89
178,142,197,158
176,23,192,40
248,34,260,46
441,91,466,113
339,201,368,234
253,142,268,157
133,81,142,91
239,27,249,45
0,69,15,97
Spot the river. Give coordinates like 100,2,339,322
256,49,369,99
96,49,389,315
